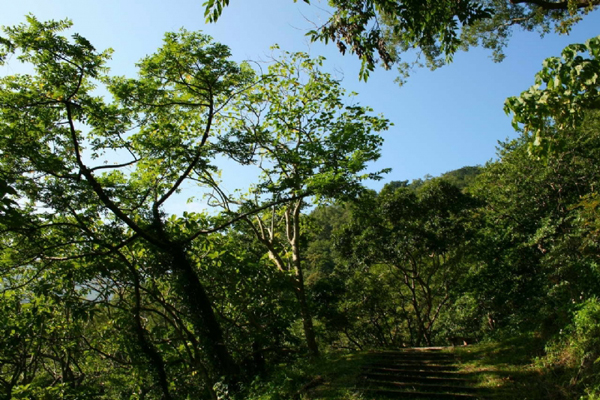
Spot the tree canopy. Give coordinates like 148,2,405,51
2,9,600,400
206,0,599,82
0,16,387,398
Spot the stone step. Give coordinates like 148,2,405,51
370,359,457,366
373,357,456,363
358,349,482,399
367,363,459,372
363,379,481,394
374,351,454,359
363,372,472,386
370,358,457,365
365,368,467,378
360,388,483,399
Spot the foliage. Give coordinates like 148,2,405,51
468,110,600,335
505,35,600,158
0,16,268,392
329,179,477,347
216,49,389,356
3,10,600,400
439,165,482,190
242,351,366,400
309,0,492,81
220,50,390,202
453,335,565,400
534,298,600,399
204,0,599,83
0,15,388,399
570,298,600,363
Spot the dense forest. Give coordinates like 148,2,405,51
1,10,600,400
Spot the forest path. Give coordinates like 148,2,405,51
357,348,487,399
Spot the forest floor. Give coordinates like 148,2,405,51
295,336,585,400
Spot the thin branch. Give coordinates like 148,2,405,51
65,102,164,248
153,94,214,210
183,192,309,242
89,158,139,172
510,0,600,9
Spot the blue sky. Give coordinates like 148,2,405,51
3,1,600,197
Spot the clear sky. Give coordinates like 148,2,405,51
3,1,600,198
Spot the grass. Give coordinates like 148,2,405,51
243,351,369,400
297,351,368,400
246,335,598,400
451,334,580,400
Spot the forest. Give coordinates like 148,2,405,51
1,2,600,400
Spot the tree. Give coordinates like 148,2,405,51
0,17,281,391
439,166,482,191
478,38,600,337
213,50,389,356
204,0,599,82
468,111,600,333
337,179,476,346
0,17,389,396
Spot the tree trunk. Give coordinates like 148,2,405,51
170,247,239,384
130,264,173,400
247,202,320,357
289,203,319,357
292,274,319,357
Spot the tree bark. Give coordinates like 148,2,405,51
170,246,239,384
247,203,320,357
292,274,320,357
131,273,172,400
289,203,319,357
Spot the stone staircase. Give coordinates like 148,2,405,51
358,348,485,399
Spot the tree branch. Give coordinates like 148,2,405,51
510,0,600,10
65,102,164,248
184,193,309,243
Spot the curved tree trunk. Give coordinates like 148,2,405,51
170,247,239,384
245,200,320,357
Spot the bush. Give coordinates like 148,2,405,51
571,298,600,363
541,298,600,399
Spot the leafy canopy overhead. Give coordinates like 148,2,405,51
205,0,599,82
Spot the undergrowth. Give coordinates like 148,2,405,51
241,351,367,400
240,303,600,400
453,325,600,399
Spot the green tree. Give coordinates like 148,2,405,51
439,166,482,191
469,37,600,337
0,17,306,391
0,17,389,396
215,50,389,356
469,111,600,334
337,180,476,346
